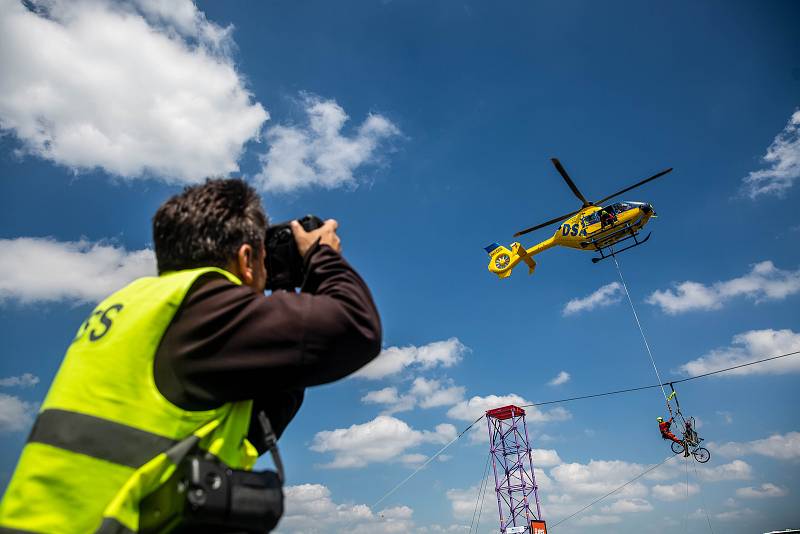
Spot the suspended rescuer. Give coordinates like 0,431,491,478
0,178,383,533
657,416,690,457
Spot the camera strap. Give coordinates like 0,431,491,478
257,411,285,483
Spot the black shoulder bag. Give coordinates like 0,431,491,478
140,413,285,534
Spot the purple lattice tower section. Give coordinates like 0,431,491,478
486,405,545,534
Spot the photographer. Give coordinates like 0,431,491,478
0,179,382,533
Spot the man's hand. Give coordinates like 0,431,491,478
291,219,342,257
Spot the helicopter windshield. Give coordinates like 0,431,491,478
610,202,635,214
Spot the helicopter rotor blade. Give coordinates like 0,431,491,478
551,158,591,207
513,208,582,237
594,167,673,205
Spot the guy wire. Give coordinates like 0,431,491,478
370,414,485,511
469,453,491,534
474,464,491,533
549,453,678,530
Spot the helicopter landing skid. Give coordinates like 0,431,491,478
591,231,651,263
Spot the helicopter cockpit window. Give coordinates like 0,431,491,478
611,202,634,214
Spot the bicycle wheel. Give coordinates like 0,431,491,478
693,447,710,463
671,441,685,454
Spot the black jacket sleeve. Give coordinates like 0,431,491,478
153,245,382,412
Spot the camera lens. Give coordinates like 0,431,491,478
206,472,222,490
278,228,292,241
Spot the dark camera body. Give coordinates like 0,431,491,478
140,453,283,534
264,215,324,291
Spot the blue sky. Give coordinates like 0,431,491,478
1,1,799,532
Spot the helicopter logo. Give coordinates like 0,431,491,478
485,158,672,279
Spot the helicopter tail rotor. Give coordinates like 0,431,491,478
485,242,538,278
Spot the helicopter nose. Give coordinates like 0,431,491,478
641,203,653,214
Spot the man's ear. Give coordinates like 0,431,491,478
236,243,255,285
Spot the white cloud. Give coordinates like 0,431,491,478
131,0,232,48
361,387,400,405
576,514,621,525
309,415,457,469
545,493,574,505
647,261,800,314
714,508,756,521
736,483,788,499
712,431,800,461
412,378,465,409
416,526,470,533
688,508,709,520
600,498,653,514
0,373,39,387
277,483,415,534
399,453,428,467
361,386,413,415
255,94,400,192
0,238,155,304
445,485,482,520
694,460,752,482
446,394,570,443
717,411,734,425
679,329,800,377
532,449,562,468
360,378,465,415
652,482,699,501
547,371,570,386
562,282,622,316
539,454,685,523
0,393,37,432
742,109,800,198
550,460,652,498
0,0,267,182
533,468,555,492
354,338,467,380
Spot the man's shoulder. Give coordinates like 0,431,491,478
185,272,253,304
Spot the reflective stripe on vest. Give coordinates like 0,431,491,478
0,268,257,534
28,409,178,469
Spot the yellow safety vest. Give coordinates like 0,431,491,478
0,268,258,534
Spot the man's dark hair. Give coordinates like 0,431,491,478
153,178,268,274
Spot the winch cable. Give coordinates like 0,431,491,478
612,253,669,402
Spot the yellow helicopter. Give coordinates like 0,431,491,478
485,158,672,279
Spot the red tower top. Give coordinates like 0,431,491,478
486,405,526,420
